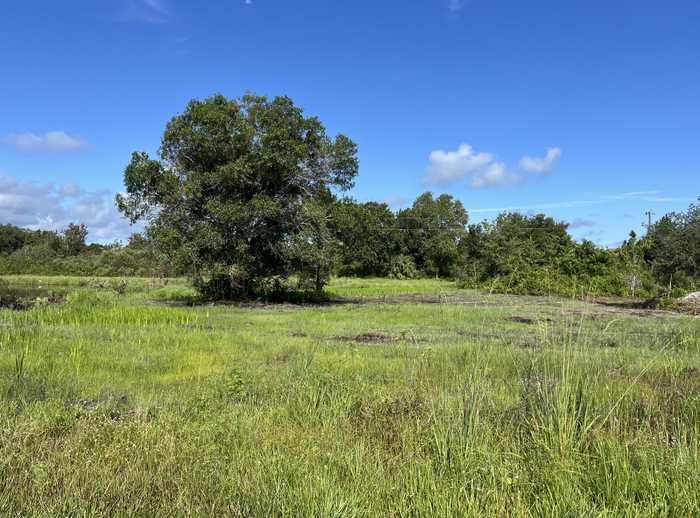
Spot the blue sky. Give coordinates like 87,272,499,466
1,0,698,244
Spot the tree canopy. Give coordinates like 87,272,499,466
331,199,401,277
645,198,700,284
116,94,358,298
62,223,88,256
397,192,468,277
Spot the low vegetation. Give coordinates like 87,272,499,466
1,276,699,515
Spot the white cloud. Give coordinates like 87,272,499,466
3,131,87,153
59,182,82,197
470,162,518,188
0,174,141,243
426,144,512,187
425,143,558,188
519,147,561,174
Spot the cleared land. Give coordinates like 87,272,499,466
1,276,700,516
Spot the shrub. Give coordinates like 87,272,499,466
388,255,419,280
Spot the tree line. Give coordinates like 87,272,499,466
2,93,698,299
2,193,699,299
0,224,168,278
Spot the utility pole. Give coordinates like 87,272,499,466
643,210,655,231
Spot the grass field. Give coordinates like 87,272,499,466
1,276,700,516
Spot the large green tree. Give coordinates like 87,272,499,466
646,197,700,286
397,192,468,277
331,199,401,277
460,213,579,282
62,223,88,256
116,94,358,298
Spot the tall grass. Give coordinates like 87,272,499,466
0,277,699,515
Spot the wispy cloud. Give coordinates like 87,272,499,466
614,191,681,203
2,131,87,153
469,191,693,214
143,0,167,12
119,0,170,23
425,144,561,188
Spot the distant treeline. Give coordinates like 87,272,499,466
0,223,173,278
2,192,699,298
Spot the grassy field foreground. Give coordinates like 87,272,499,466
1,276,700,516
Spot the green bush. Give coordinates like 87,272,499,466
388,255,419,280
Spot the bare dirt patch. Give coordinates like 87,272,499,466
335,332,393,344
672,304,700,316
505,316,536,325
680,367,700,378
571,298,682,318
339,291,537,307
